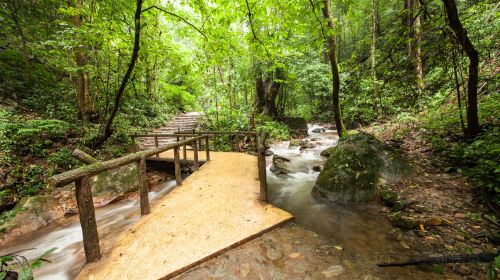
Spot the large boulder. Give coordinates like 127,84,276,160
270,155,291,176
0,195,64,244
285,117,308,139
57,163,140,214
312,132,412,203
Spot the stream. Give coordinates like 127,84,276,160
266,125,442,279
0,125,442,279
0,181,178,279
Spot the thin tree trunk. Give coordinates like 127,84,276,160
68,0,92,122
415,0,425,96
371,0,378,111
94,0,143,147
442,0,480,139
322,0,345,137
452,50,466,137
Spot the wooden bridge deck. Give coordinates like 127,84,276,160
76,151,293,280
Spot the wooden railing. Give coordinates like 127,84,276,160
48,130,268,264
48,135,207,263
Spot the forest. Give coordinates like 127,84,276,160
0,0,499,279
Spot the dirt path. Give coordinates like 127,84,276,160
368,126,499,279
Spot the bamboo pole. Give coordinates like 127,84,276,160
174,146,182,185
138,157,150,215
75,176,101,263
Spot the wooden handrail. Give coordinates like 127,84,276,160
48,136,206,188
174,130,258,135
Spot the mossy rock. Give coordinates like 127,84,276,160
289,139,302,147
320,147,336,158
312,132,412,203
0,195,64,238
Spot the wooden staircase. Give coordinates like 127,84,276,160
141,112,203,149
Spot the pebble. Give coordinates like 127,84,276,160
321,265,345,278
454,213,466,219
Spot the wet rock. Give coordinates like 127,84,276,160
270,155,291,176
265,149,274,156
311,127,326,133
380,189,399,206
0,195,64,242
299,141,315,151
320,147,335,158
312,132,412,203
313,166,322,172
289,139,302,147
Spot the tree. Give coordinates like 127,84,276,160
371,0,378,110
68,0,92,122
93,0,143,147
442,0,479,139
321,0,345,137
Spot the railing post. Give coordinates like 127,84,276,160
75,176,101,263
193,139,199,171
154,136,159,157
205,135,210,161
215,133,219,151
174,146,182,186
137,157,150,215
131,136,137,152
257,130,268,203
183,136,187,160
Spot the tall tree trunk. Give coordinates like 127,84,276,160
93,0,143,147
322,0,345,137
414,0,425,96
442,0,479,139
371,0,378,111
68,0,92,122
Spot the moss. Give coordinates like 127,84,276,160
313,132,412,203
92,163,139,196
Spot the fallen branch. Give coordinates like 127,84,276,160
377,252,498,267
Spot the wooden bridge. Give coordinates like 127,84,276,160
48,131,293,279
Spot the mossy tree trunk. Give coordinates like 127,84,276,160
322,0,345,137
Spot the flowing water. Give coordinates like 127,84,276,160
266,125,442,279
0,180,178,279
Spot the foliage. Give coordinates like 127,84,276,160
255,116,289,141
421,91,500,204
0,247,56,280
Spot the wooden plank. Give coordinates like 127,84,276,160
75,176,101,263
138,157,150,215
